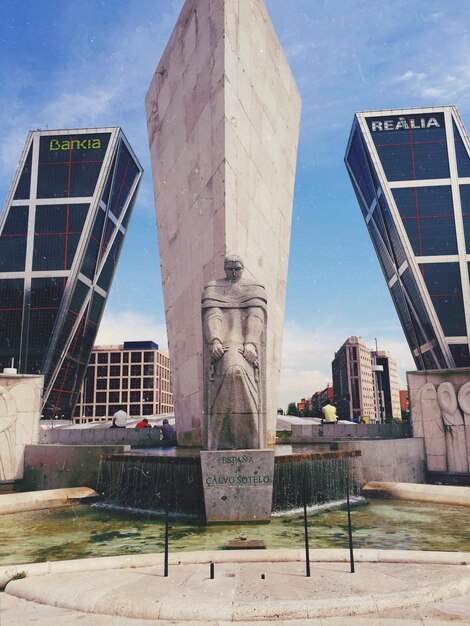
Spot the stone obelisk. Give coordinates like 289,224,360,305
146,0,301,448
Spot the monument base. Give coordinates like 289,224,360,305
200,449,275,523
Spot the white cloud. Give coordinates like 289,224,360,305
421,86,445,98
42,90,116,129
394,70,426,82
278,321,341,409
95,310,168,350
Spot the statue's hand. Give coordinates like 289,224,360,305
210,340,225,361
243,342,258,364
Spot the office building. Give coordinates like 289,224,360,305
372,350,401,420
74,341,173,423
0,128,143,419
332,336,377,421
345,106,470,370
332,337,400,421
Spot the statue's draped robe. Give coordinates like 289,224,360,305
202,279,267,450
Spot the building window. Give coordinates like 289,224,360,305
130,391,141,403
97,365,107,377
109,391,119,403
421,262,466,336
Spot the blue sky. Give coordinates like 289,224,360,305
1,0,470,410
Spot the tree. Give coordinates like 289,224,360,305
287,402,300,416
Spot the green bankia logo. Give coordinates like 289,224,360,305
49,138,102,150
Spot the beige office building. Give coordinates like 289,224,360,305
372,350,401,421
74,341,173,424
332,337,401,422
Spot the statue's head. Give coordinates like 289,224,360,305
224,255,244,282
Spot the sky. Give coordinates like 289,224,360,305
1,0,470,411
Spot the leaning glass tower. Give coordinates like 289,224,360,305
345,106,470,370
0,128,142,419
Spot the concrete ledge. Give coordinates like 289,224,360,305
3,549,470,620
2,547,470,589
39,427,164,445
0,487,97,516
363,480,470,506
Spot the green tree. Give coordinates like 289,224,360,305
287,402,300,416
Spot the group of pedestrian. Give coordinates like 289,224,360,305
135,417,175,441
109,410,175,442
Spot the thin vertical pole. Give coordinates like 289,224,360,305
345,473,355,573
210,562,214,579
303,473,311,577
164,505,169,577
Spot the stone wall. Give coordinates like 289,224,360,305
39,427,163,445
287,422,424,485
346,439,425,485
0,373,42,484
408,369,470,475
21,436,425,493
289,422,411,442
22,445,130,491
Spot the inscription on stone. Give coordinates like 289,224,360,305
200,449,275,522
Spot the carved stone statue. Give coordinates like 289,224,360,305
202,256,267,450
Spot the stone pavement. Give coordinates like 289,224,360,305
1,549,470,625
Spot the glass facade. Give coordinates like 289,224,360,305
345,106,470,369
0,128,142,419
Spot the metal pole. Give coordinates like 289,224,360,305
303,474,311,577
210,562,214,579
164,506,169,577
345,473,355,573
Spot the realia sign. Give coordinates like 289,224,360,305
368,113,445,133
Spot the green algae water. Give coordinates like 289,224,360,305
1,498,470,566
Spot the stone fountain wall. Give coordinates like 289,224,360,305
408,368,470,476
0,374,42,485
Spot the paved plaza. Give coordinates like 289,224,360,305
1,549,470,625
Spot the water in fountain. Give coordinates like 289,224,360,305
273,452,358,512
97,448,360,517
97,453,205,516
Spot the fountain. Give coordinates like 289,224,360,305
96,448,360,517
